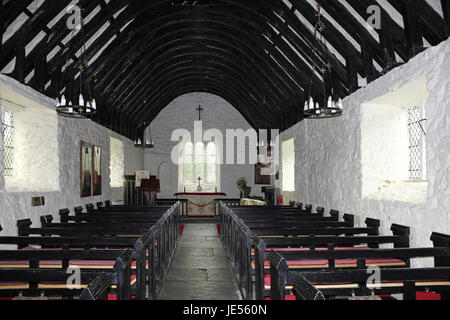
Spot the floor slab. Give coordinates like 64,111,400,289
158,223,241,300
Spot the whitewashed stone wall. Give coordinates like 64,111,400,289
0,75,144,241
145,93,271,199
287,38,450,257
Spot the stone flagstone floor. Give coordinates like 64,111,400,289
158,223,242,300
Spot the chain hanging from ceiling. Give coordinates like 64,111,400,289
303,5,343,119
56,7,97,118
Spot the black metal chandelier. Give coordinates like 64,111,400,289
135,124,154,149
303,5,343,119
56,8,96,118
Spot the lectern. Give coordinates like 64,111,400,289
141,178,160,206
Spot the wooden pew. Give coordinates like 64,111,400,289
236,217,379,300
219,203,360,299
15,201,182,298
0,250,132,300
293,267,450,300
80,273,112,300
268,243,450,300
252,223,410,300
0,235,151,300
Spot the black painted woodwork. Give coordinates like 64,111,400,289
0,0,447,139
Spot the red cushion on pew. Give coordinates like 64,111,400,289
251,246,370,254
416,291,441,300
261,258,404,268
0,297,14,300
265,295,296,300
107,295,137,300
217,224,221,235
180,224,185,236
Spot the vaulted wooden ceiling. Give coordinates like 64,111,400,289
1,0,448,140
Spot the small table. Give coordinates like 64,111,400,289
174,192,227,216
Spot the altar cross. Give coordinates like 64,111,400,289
197,176,203,192
196,105,204,121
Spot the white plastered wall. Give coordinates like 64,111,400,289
0,74,144,242
287,38,450,262
144,93,272,199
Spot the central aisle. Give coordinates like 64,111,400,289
158,223,242,300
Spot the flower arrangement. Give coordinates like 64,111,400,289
237,177,248,189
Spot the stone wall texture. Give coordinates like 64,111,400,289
0,75,144,243
286,38,450,260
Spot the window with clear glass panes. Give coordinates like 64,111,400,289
408,106,426,180
183,141,217,185
2,110,14,177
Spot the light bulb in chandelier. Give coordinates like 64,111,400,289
92,99,97,110
79,94,85,107
327,96,333,109
61,95,66,106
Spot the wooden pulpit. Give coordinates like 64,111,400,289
141,178,160,206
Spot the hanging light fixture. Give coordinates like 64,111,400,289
135,123,154,149
144,126,154,149
56,8,96,118
134,138,143,148
303,5,343,119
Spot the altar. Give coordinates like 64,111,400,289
174,192,227,216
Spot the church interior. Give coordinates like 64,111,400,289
0,0,449,303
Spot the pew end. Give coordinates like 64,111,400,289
114,249,133,300
390,224,411,248
329,210,339,221
268,250,289,300
105,200,112,207
316,207,325,217
59,208,70,223
86,203,95,212
40,215,53,227
80,273,112,300
96,202,104,208
16,219,32,249
296,203,303,210
293,275,325,300
343,214,355,227
365,218,381,236
305,204,312,214
74,206,83,216
430,232,450,267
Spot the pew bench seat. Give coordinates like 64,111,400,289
0,274,137,290
264,274,450,289
253,258,406,270
0,260,148,269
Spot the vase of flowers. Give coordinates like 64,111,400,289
237,177,251,199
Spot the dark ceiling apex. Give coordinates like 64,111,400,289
0,0,448,140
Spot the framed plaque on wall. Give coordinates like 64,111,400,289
80,141,93,198
92,145,102,196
